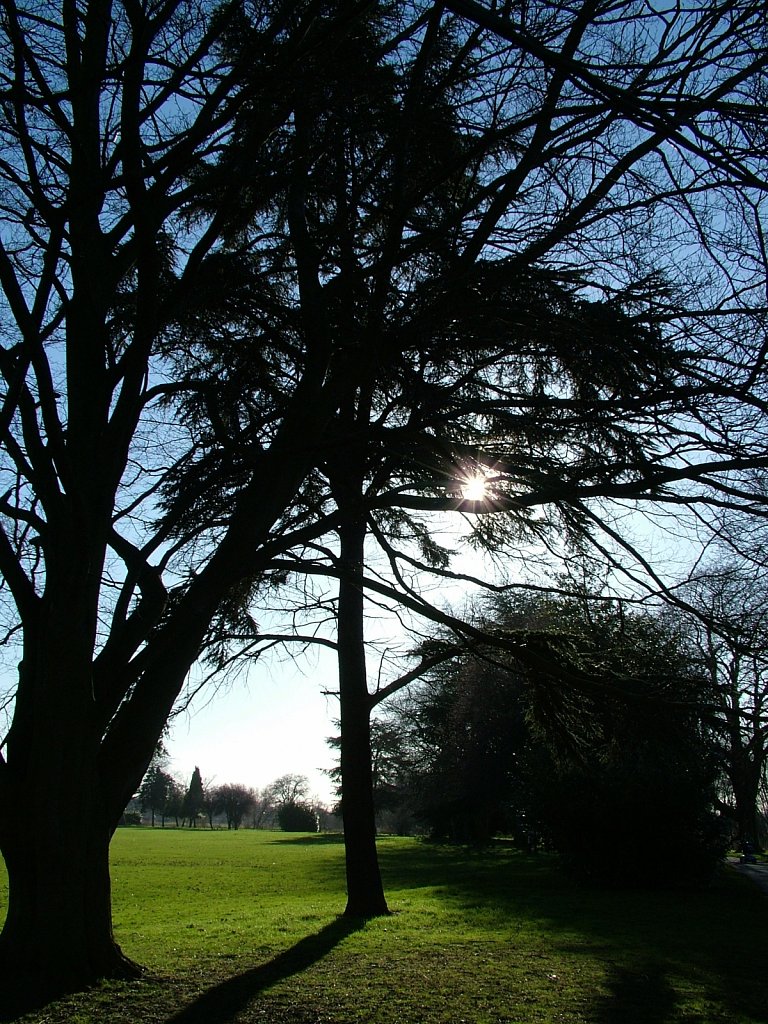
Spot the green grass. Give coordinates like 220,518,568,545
1,829,767,1023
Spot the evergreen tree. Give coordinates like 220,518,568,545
182,768,205,828
138,767,174,829
395,594,726,884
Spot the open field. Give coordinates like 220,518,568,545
1,829,766,1023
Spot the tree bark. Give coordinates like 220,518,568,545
730,761,764,850
0,813,139,1015
0,708,140,1015
336,483,389,918
0,546,141,1012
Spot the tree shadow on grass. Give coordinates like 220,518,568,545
375,844,768,1023
594,961,678,1024
165,916,365,1024
269,833,346,845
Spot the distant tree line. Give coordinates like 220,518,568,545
135,767,329,833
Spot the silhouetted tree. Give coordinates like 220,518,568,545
394,593,726,884
684,563,768,849
2,0,768,1005
328,719,412,823
138,767,175,829
216,784,256,830
0,1,418,1003
182,768,205,828
174,0,768,918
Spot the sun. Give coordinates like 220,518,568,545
460,473,490,502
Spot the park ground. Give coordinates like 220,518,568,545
0,830,766,1024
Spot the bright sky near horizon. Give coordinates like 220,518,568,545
162,502,697,808
0,497,697,809
166,645,340,805
164,513,504,807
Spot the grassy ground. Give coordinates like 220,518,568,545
1,829,766,1024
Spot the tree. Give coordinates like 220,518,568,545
201,781,221,830
182,768,205,828
249,787,274,829
396,659,530,844
2,0,768,1006
138,767,175,829
136,740,173,827
328,719,413,825
266,773,317,832
0,1,415,1004
516,599,727,886
683,563,768,849
216,783,256,830
266,773,311,808
277,801,318,833
394,593,726,884
171,0,768,920
164,778,186,830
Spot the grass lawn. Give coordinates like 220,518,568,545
1,829,766,1023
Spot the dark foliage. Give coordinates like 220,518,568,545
395,595,727,885
215,784,256,830
277,801,318,832
182,768,205,826
530,743,728,888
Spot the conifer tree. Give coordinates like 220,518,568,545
182,768,205,828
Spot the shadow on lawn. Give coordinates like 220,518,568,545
165,842,767,1024
269,833,346,845
165,916,365,1024
595,962,678,1024
375,843,768,1023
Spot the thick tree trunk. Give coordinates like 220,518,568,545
731,766,763,850
0,573,141,1013
336,493,389,918
0,787,139,1015
723,728,764,851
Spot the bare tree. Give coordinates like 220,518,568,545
685,563,768,848
265,773,311,808
201,780,221,830
249,787,274,829
0,0,402,1005
215,784,256,830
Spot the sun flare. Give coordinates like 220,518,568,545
461,473,489,502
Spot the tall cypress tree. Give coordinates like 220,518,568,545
182,768,205,828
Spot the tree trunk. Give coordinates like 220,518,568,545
731,765,763,850
336,490,389,918
723,726,764,851
0,783,139,1015
0,576,141,1013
